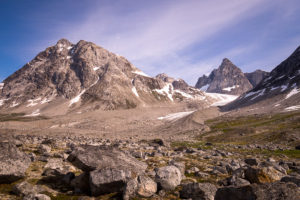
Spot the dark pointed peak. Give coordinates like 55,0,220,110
222,58,233,64
219,58,241,72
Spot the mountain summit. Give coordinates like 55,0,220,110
0,39,215,116
195,58,253,95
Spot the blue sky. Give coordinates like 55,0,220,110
1,0,300,85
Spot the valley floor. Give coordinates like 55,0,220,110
0,104,221,141
0,106,299,199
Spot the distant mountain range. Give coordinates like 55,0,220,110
0,39,225,116
0,38,298,116
195,58,268,95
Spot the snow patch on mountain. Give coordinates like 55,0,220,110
158,110,195,121
285,88,300,99
174,90,193,99
69,90,86,106
242,89,266,99
69,77,99,107
41,97,52,104
93,66,100,71
132,87,139,97
57,43,65,52
250,89,265,100
154,83,174,101
0,99,8,106
205,93,238,106
27,97,42,107
10,101,19,108
132,70,150,77
222,85,239,91
25,109,40,117
284,105,300,112
281,85,288,91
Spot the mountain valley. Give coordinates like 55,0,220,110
0,39,299,200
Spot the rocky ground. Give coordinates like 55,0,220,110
0,131,299,199
0,109,299,200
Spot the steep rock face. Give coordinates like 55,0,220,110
223,46,300,111
245,70,269,87
195,75,211,91
195,58,253,95
2,39,147,109
172,79,190,91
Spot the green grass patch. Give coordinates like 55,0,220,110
42,191,80,200
271,149,300,159
171,141,213,150
0,179,23,199
202,111,300,145
231,148,300,159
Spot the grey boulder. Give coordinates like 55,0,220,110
155,166,182,190
123,175,157,199
280,175,300,186
89,168,132,196
67,145,147,173
23,194,51,200
0,142,31,183
180,182,217,200
215,181,299,200
136,175,157,197
12,181,40,197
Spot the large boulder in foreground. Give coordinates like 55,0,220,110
89,168,132,196
245,166,285,184
67,145,147,173
0,142,31,183
180,182,217,200
155,166,182,191
215,181,299,200
123,175,157,199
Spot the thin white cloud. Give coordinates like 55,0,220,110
59,0,269,80
20,0,300,86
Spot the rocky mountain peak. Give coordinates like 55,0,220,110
218,58,243,74
0,39,215,115
0,39,148,110
195,58,253,95
223,45,300,111
220,58,233,66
